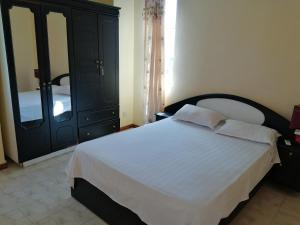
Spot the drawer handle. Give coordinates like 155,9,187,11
86,117,90,121
87,132,91,136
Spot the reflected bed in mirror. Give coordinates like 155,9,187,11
51,84,71,116
47,11,72,121
18,84,71,122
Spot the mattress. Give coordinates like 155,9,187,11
66,118,280,225
18,90,71,122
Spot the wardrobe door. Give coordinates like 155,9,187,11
73,10,102,112
42,5,77,150
98,15,119,108
2,2,51,162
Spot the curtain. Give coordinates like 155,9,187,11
143,0,165,123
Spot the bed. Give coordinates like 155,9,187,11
66,94,292,225
18,74,71,122
19,90,71,122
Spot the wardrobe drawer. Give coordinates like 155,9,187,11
78,108,118,127
79,120,120,142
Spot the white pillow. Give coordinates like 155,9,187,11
52,85,71,95
215,119,280,145
173,104,226,129
60,76,70,86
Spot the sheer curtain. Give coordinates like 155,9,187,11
143,0,165,123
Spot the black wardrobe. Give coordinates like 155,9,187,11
0,0,120,163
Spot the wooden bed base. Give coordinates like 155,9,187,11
71,177,264,225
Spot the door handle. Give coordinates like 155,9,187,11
47,82,52,90
100,65,104,77
100,60,104,76
41,82,47,91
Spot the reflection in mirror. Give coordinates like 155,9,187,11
9,6,43,124
47,12,72,121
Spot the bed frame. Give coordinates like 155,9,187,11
71,93,292,225
51,73,70,86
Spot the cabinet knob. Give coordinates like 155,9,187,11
86,117,90,121
113,125,116,128
100,65,105,77
289,152,293,156
87,132,91,136
112,111,115,115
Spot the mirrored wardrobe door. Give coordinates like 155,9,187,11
43,6,77,150
47,11,72,121
5,2,52,162
9,6,44,127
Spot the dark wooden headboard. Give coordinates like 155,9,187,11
51,73,69,86
164,93,292,138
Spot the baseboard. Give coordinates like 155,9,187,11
120,124,139,131
0,162,7,170
21,146,75,167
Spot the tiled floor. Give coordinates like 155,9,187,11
0,152,299,225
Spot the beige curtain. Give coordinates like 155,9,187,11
143,0,165,123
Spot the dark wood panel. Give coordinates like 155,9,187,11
41,5,78,150
79,119,119,143
1,0,120,162
72,178,146,225
271,138,300,191
0,0,120,15
98,15,118,108
73,9,102,111
78,107,118,127
1,1,52,162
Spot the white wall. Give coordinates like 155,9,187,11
10,7,39,92
167,0,300,120
114,0,135,127
0,5,19,163
133,0,145,125
0,124,6,166
47,12,69,79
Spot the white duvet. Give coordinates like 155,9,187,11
66,118,280,225
18,90,71,122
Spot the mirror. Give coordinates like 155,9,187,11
47,12,72,122
9,6,43,125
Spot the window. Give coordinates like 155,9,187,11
164,0,177,97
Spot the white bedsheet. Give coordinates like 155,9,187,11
66,118,280,225
18,91,71,122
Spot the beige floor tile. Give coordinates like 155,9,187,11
0,209,32,225
279,192,300,218
83,217,108,225
271,211,300,225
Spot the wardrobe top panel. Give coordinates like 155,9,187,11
0,0,120,16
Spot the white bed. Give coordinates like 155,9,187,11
18,89,71,122
66,118,280,225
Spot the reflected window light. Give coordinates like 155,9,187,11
164,0,177,97
53,101,64,116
